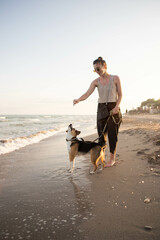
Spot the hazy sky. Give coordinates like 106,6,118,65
1,0,160,115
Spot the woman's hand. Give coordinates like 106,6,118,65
112,106,119,115
73,99,80,105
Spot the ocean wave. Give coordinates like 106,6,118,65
43,116,52,118
0,116,8,122
0,129,59,155
27,118,40,122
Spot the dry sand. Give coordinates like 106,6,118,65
0,114,160,240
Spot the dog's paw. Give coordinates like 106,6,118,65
99,168,103,171
89,171,95,175
69,169,74,174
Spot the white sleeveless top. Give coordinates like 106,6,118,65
97,75,117,103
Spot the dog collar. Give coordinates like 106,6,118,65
66,137,77,142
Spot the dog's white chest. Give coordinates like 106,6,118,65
66,132,72,153
67,141,71,153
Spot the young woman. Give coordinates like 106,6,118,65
73,57,122,167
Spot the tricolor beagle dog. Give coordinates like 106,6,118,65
66,124,106,174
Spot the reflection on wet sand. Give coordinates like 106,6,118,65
69,176,95,216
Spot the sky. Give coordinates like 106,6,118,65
0,0,160,115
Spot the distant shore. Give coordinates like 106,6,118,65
0,115,160,240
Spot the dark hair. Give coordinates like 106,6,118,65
93,56,107,67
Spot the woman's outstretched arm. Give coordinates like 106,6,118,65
73,79,97,105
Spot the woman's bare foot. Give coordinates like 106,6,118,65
105,153,116,167
105,160,116,167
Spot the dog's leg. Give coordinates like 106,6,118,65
69,153,76,173
95,155,101,169
90,155,102,174
90,162,98,174
100,149,105,169
72,159,75,172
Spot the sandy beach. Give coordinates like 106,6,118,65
0,114,160,240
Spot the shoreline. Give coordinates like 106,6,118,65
0,115,160,239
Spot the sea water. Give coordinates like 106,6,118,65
0,115,96,155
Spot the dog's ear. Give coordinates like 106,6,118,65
76,130,81,135
66,130,68,132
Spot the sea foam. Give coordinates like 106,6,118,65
0,129,58,155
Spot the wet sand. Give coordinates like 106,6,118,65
0,115,160,239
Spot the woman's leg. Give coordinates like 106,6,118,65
106,115,120,167
97,118,108,146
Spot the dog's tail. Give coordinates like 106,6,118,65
101,144,107,150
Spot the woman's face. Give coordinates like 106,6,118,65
93,63,106,76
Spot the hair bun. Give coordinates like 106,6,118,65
93,56,106,66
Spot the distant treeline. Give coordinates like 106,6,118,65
127,98,160,114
